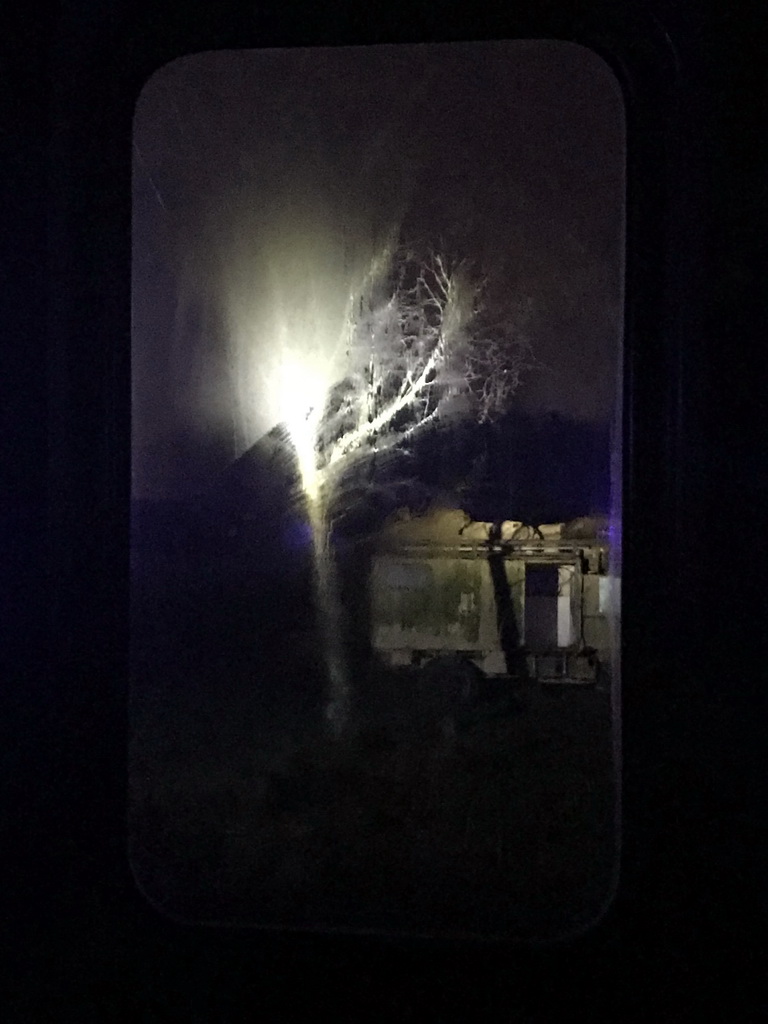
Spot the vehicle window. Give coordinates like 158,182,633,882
131,40,625,940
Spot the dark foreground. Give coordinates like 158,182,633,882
129,630,616,942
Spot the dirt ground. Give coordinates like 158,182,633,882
129,636,617,942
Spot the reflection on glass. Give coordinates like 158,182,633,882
130,40,624,940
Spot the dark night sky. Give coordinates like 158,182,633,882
132,40,625,499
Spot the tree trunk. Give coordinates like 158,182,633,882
487,522,527,678
307,495,352,737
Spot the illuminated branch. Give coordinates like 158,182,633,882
275,243,539,739
316,249,472,471
279,244,539,511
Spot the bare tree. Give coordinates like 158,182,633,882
313,245,538,497
280,243,538,736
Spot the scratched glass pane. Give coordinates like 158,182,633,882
130,40,624,940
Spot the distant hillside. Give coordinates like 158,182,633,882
131,425,312,587
132,409,611,575
405,409,611,527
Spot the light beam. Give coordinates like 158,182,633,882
276,354,330,502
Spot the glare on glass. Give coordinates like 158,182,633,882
130,40,624,940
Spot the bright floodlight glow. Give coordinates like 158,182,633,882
276,355,329,502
